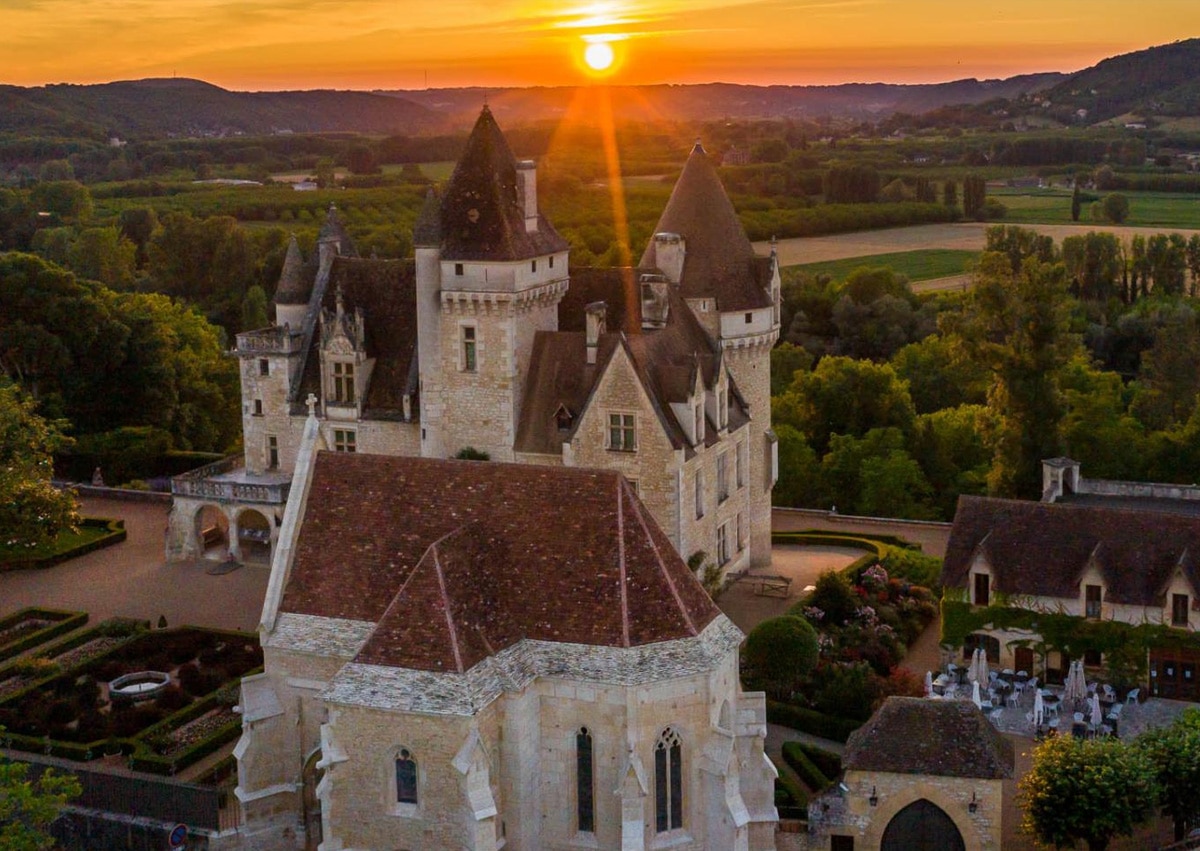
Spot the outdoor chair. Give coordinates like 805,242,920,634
1073,712,1085,724
1003,668,1014,676
1106,704,1122,721
1102,684,1116,702
1016,670,1028,678
989,708,1003,726
1125,688,1140,705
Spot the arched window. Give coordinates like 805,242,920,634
395,749,417,805
576,727,594,833
654,727,682,832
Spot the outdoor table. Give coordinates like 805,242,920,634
993,682,1014,705
1014,672,1030,683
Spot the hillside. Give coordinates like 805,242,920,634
0,78,438,138
1036,39,1200,124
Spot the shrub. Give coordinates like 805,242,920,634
807,570,859,627
774,774,810,820
766,700,860,743
811,662,878,721
156,685,193,712
9,656,60,679
795,742,843,780
743,616,819,700
782,741,832,791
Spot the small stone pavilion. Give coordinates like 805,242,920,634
806,697,1013,851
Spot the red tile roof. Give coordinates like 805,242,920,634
280,453,720,672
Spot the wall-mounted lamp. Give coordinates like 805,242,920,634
869,786,878,807
968,791,978,814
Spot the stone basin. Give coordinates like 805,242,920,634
108,671,171,702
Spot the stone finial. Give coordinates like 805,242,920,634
306,393,318,417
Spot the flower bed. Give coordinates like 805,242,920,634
0,608,89,664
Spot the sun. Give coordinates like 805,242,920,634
584,41,615,72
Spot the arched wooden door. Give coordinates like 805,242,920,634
881,799,965,851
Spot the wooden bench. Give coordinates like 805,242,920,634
751,575,792,598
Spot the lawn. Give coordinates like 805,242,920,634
992,188,1200,230
790,249,977,283
0,518,122,568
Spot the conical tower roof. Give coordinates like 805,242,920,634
435,106,567,262
274,234,309,305
318,203,355,255
639,141,771,310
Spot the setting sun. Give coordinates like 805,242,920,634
584,41,615,72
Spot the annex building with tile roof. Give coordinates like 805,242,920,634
231,410,778,850
807,697,1013,851
166,105,780,580
941,466,1200,700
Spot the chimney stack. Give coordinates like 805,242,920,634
517,160,538,233
585,302,607,365
652,232,685,283
641,275,670,329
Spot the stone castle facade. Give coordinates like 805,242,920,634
166,106,779,577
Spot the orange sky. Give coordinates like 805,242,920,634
2,0,1197,90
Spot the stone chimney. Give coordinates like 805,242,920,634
640,275,670,329
652,232,685,283
517,160,538,233
585,302,606,365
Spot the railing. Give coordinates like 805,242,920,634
9,751,222,831
235,327,302,355
171,456,291,505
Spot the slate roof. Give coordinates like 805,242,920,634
425,106,568,262
638,142,773,312
274,235,309,306
843,697,1014,780
279,454,720,673
941,496,1200,605
295,257,418,419
515,283,748,456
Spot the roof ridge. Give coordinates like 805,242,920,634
431,540,466,674
626,478,698,636
617,475,631,648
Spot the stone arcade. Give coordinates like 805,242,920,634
166,105,780,582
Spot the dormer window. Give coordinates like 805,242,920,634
554,404,574,432
455,263,464,276
744,312,753,324
1085,584,1102,619
973,573,990,607
1173,593,1189,627
549,255,555,269
531,259,537,273
331,361,355,404
718,387,728,430
693,404,704,445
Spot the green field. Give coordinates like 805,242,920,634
0,521,113,566
791,249,977,283
992,188,1200,230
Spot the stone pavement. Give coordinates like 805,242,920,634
718,544,861,635
0,496,269,632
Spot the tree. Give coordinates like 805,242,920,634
942,179,958,210
942,253,1079,497
0,383,79,549
1186,234,1200,296
819,427,934,519
1071,180,1082,222
241,285,270,332
345,144,379,175
1138,709,1200,841
984,225,1057,275
742,616,819,700
1138,314,1200,425
772,424,822,508
769,342,813,396
1062,232,1122,302
314,158,336,189
1058,358,1147,480
67,227,137,288
823,164,879,204
28,181,92,224
890,335,989,414
118,207,159,268
1020,735,1157,851
962,174,987,220
1101,193,1130,224
0,747,82,850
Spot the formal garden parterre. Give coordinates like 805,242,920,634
0,609,261,776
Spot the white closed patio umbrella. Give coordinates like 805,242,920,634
972,679,982,709
925,670,934,697
967,648,981,683
1033,689,1045,725
979,650,991,686
1090,695,1104,730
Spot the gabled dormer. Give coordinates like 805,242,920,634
1159,548,1200,630
319,285,372,420
670,360,707,447
968,533,994,606
706,358,730,435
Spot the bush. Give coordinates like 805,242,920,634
795,742,843,779
156,685,193,712
766,699,861,743
743,616,819,700
774,774,809,820
782,741,833,791
811,662,878,721
807,570,859,626
880,547,943,590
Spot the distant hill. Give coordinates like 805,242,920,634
387,75,1068,127
1038,39,1200,124
0,78,438,138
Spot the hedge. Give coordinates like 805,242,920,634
794,742,843,780
774,774,809,821
766,700,861,743
781,741,832,791
774,531,942,591
0,518,127,572
775,530,921,551
0,609,89,664
128,717,243,776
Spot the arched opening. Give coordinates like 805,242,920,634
963,633,1000,664
881,799,965,851
194,505,228,560
302,749,324,851
237,508,272,565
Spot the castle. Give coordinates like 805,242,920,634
166,105,780,579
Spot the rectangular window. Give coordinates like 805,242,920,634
744,312,753,324
693,404,704,444
717,522,730,565
1083,648,1102,667
462,326,477,372
253,399,263,416
549,255,555,269
718,389,728,429
608,413,636,452
1173,593,1190,627
267,436,278,470
454,262,464,276
531,259,537,273
736,513,744,551
576,728,594,833
333,429,356,453
332,361,355,404
695,471,705,519
736,441,745,488
974,573,990,607
1085,584,1102,619
259,358,269,376
395,751,417,805
717,453,729,503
